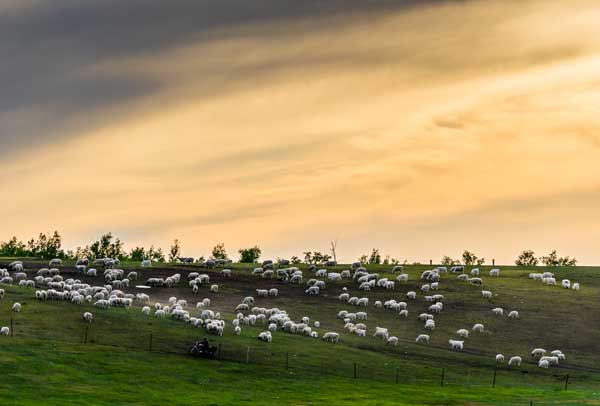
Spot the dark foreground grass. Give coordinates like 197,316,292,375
1,339,599,406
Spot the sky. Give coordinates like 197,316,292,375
1,0,600,264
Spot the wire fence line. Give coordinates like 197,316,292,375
6,317,584,393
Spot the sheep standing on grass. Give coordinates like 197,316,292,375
12,303,21,313
0,327,9,336
492,308,504,316
0,288,4,299
481,290,492,299
449,340,464,351
83,312,93,323
531,348,547,358
142,306,151,315
210,284,219,293
456,329,469,339
572,283,580,291
472,323,484,333
496,354,505,363
508,310,519,319
416,334,430,344
322,332,339,343
508,356,522,367
387,336,399,346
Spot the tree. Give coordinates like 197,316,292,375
329,240,338,263
515,250,538,266
368,248,381,265
358,254,368,264
211,243,228,260
88,233,125,259
147,246,165,263
290,256,301,264
169,239,181,263
129,247,146,262
462,250,477,266
239,246,261,263
441,256,459,266
540,250,577,267
303,252,313,264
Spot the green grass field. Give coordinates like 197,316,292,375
0,260,599,405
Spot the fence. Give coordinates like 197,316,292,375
6,314,584,394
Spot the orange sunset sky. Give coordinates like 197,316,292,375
1,0,600,263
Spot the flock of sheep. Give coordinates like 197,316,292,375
0,258,580,370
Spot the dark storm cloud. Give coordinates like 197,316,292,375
0,0,426,155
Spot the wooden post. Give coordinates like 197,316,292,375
354,362,357,379
430,259,433,265
149,333,153,352
440,368,445,387
246,347,250,364
10,316,13,337
492,259,495,266
286,352,289,370
84,325,89,344
395,367,399,384
217,343,222,360
564,374,569,391
492,369,497,388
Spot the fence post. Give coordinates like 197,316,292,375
430,259,433,265
149,333,153,352
286,352,289,370
246,347,250,364
217,344,222,360
564,374,569,391
492,369,497,388
440,368,445,387
354,362,357,379
10,316,13,337
395,367,399,384
492,259,495,266
84,325,89,344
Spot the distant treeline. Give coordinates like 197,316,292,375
0,232,577,267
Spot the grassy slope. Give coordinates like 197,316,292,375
0,261,599,405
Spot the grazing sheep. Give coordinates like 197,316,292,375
496,354,505,363
210,284,219,293
155,309,166,318
531,348,547,358
418,313,434,321
572,283,580,291
268,288,278,297
314,321,320,328
387,336,399,346
456,329,469,338
357,298,369,307
12,302,21,312
543,277,557,286
141,260,152,268
481,290,492,299
472,323,484,333
415,334,430,344
257,331,272,343
406,291,417,300
508,356,522,367
0,327,9,336
373,327,389,340
489,269,500,277
142,306,151,315
492,308,504,316
424,319,435,330
0,288,4,299
457,274,469,281
538,359,550,369
82,312,93,323
470,268,480,276
561,279,571,289
234,326,241,335
221,269,232,277
449,340,464,351
508,310,519,319
396,274,409,282
421,284,430,293
305,286,320,295
268,323,277,332
399,309,408,317
322,332,339,343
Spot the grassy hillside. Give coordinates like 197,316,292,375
0,260,599,405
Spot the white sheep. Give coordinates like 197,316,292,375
424,319,435,330
415,334,430,344
12,302,21,313
472,323,484,333
538,359,550,369
399,309,408,318
268,288,278,297
492,307,504,316
531,348,547,358
561,279,571,289
456,329,469,338
489,269,500,277
572,283,580,291
314,321,320,328
322,332,339,343
481,290,493,299
508,356,522,367
387,336,399,346
508,310,519,319
406,291,417,300
449,339,464,351
142,306,151,315
257,331,272,343
373,327,389,340
155,309,166,318
496,354,505,363
210,284,219,293
470,268,480,276
0,327,9,336
82,312,93,323
0,288,4,299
